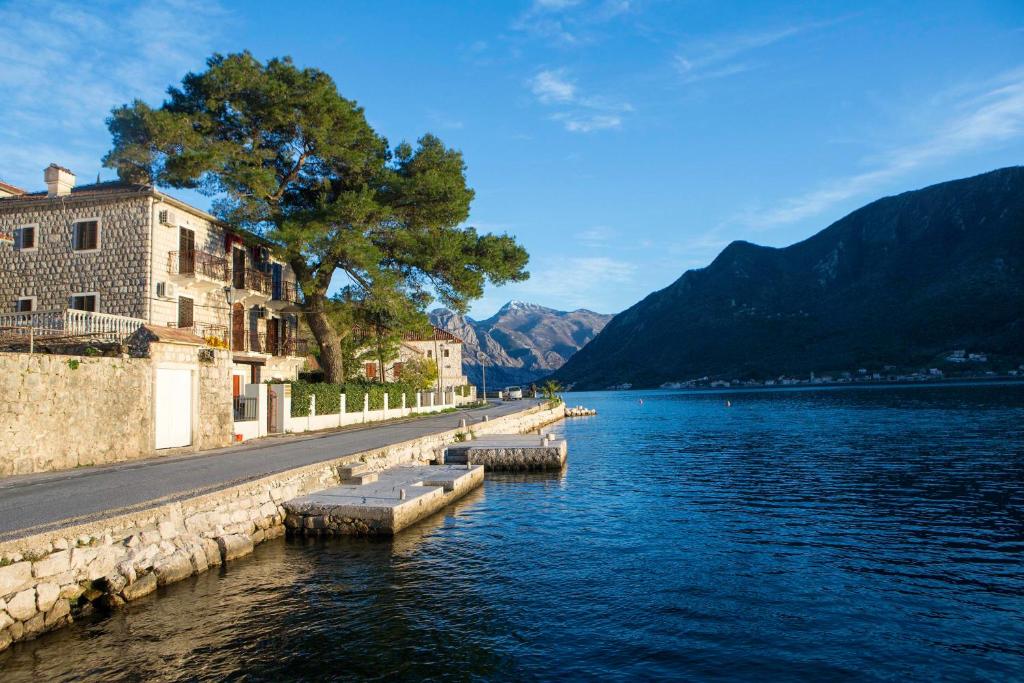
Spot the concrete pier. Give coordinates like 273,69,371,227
282,463,484,536
443,434,568,472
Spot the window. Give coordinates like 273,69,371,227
392,362,403,378
443,349,450,358
14,225,37,251
365,362,377,380
15,297,35,312
178,296,194,328
70,293,98,312
426,350,433,358
72,220,99,251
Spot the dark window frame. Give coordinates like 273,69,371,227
72,219,100,252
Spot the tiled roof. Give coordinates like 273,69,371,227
0,180,26,195
137,324,207,346
4,180,152,200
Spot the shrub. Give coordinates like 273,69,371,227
289,380,342,417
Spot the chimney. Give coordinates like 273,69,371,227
44,164,75,197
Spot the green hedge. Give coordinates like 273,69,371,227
289,381,342,417
288,379,420,416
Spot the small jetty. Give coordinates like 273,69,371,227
283,462,485,536
444,434,567,472
565,405,597,417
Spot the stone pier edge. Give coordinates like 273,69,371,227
0,402,565,652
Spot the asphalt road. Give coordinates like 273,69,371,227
0,400,543,542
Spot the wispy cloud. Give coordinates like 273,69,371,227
749,67,1024,228
528,68,632,133
673,18,844,84
0,0,225,188
513,0,636,46
491,255,636,311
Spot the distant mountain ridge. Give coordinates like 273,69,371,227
430,301,612,388
552,167,1024,389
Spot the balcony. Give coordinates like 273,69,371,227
230,330,309,357
0,309,146,349
231,268,271,304
166,322,230,349
267,280,302,312
167,251,229,292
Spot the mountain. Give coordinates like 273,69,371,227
430,301,613,388
552,167,1024,389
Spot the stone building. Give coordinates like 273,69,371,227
0,164,305,386
360,326,469,391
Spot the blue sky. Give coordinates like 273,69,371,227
2,1,1023,319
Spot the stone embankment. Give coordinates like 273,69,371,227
0,402,564,652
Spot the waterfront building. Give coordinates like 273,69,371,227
358,326,470,391
0,164,306,384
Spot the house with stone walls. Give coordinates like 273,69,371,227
359,326,469,392
0,164,306,394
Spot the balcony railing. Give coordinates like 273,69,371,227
0,309,145,344
168,250,228,281
231,330,308,357
167,322,230,349
272,280,300,304
232,268,271,295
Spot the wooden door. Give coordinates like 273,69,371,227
179,228,195,274
267,317,279,355
232,248,246,289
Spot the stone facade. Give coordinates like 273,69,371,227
0,341,234,477
0,401,565,652
0,169,306,382
0,193,151,317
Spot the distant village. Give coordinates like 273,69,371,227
651,350,1024,391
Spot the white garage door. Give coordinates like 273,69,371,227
155,368,192,449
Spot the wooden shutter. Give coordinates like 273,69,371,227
365,362,377,379
178,296,194,327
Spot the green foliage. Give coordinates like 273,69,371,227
83,346,101,357
540,379,563,403
67,359,80,370
104,51,530,383
339,380,417,413
399,355,438,391
289,381,342,417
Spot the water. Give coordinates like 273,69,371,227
3,383,1023,681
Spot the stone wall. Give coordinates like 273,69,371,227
0,194,151,317
0,401,565,652
0,343,234,477
0,354,152,476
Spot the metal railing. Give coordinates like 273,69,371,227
168,250,229,281
232,268,271,295
0,309,145,345
230,330,309,357
272,280,300,304
233,396,258,422
167,322,230,348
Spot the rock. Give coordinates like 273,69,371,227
116,561,137,584
52,538,70,551
44,599,71,627
202,538,222,566
32,550,70,579
86,546,122,581
36,582,60,613
140,529,161,546
103,573,127,595
6,588,37,621
8,620,24,641
0,628,11,651
0,561,33,597
0,609,12,631
157,521,179,539
60,582,85,601
23,612,45,636
120,573,157,601
99,594,125,610
216,534,254,562
71,546,98,570
186,543,208,573
153,552,193,586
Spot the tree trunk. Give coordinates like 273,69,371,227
304,293,345,383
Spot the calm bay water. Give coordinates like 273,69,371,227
3,383,1023,681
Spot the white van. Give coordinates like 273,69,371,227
504,386,523,400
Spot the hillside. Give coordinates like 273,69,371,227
552,167,1024,389
430,301,612,388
